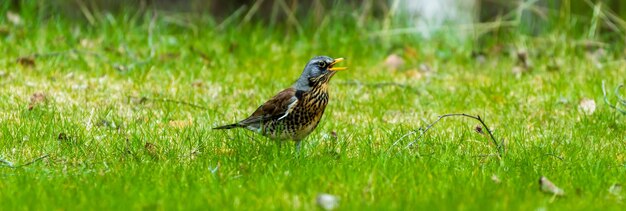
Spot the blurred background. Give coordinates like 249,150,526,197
3,0,626,43
1,0,625,77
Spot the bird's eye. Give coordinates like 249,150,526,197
317,61,326,68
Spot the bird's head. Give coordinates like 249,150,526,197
294,56,347,91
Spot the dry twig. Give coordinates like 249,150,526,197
0,154,49,168
391,113,503,157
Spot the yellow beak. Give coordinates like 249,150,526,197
329,58,347,71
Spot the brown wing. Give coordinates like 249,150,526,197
237,87,298,128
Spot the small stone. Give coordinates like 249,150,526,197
539,176,565,196
316,193,339,211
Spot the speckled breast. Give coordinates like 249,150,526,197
263,88,329,141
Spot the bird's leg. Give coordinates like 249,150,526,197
295,140,303,154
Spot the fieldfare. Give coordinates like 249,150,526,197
214,56,347,150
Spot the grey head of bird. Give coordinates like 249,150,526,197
293,56,347,91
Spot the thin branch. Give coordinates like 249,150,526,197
391,113,503,158
0,154,49,168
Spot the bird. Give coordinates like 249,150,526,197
214,56,347,151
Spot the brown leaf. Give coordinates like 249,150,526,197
516,49,532,70
404,46,418,58
17,57,35,68
475,125,484,134
144,142,159,157
58,133,68,140
191,80,204,88
28,92,46,110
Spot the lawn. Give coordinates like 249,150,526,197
1,1,626,210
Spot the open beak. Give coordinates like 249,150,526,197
328,58,347,71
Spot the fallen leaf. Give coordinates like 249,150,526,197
578,98,596,115
17,57,36,68
58,133,68,140
383,54,404,71
404,46,418,58
191,80,204,88
144,142,159,157
28,92,46,110
316,193,339,211
516,49,532,69
475,125,484,134
539,176,565,196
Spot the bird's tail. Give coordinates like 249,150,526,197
213,123,242,130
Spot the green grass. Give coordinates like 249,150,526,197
2,3,626,210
